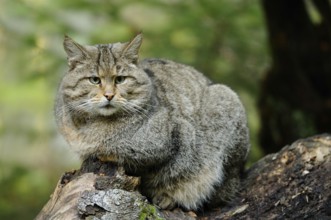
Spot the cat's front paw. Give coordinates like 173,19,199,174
152,193,176,210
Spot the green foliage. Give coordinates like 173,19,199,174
0,165,54,219
0,0,267,218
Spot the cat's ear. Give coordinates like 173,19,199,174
63,35,90,58
63,35,91,69
121,33,143,64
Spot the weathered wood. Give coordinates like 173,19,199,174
36,134,331,220
35,160,165,220
201,134,331,219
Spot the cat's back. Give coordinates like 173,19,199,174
140,59,211,112
140,58,210,86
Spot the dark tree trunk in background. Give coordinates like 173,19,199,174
259,0,331,154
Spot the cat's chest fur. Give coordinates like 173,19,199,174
71,115,145,156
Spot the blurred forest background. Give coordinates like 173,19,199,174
1,0,330,219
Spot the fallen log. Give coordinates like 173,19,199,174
36,134,331,219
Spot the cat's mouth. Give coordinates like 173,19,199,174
97,102,119,116
101,103,115,109
97,100,115,108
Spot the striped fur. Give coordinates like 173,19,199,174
55,34,250,210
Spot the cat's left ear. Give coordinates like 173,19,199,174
121,33,143,64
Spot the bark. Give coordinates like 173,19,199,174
36,134,331,220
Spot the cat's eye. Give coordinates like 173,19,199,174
89,76,101,85
114,76,126,84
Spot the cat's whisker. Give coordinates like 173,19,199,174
140,103,157,108
124,101,149,113
120,102,147,120
61,101,93,117
119,105,135,117
123,102,150,119
56,103,79,117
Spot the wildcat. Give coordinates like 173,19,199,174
55,33,250,210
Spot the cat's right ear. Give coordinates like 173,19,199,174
121,33,143,64
63,35,89,69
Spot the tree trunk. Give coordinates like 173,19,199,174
259,0,331,154
36,134,331,219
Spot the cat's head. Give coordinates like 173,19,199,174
61,34,152,117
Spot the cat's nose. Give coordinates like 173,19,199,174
104,93,114,101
